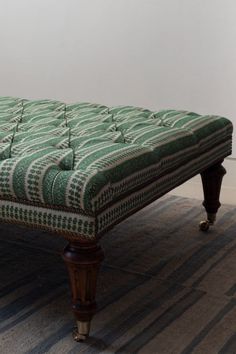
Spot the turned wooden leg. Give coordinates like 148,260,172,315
199,160,226,231
62,241,104,341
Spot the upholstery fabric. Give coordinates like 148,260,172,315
0,97,233,240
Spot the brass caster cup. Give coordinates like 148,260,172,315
73,321,90,342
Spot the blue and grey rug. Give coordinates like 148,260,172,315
0,195,236,354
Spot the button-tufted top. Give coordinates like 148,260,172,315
0,97,233,214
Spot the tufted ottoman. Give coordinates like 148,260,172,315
0,97,233,340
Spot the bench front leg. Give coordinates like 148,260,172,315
62,241,104,341
200,160,226,231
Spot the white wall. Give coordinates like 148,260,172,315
0,0,235,155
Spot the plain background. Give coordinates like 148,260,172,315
0,0,235,157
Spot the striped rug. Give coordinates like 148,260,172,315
0,195,236,354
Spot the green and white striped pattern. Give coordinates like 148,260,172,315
0,97,233,240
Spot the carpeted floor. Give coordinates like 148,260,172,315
0,195,236,354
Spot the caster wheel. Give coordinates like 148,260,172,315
73,328,87,342
199,220,210,231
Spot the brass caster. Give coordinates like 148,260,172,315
199,213,216,232
199,220,211,231
73,321,90,342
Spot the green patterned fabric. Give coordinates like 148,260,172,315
0,97,233,240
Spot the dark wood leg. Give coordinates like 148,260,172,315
62,241,104,341
200,160,226,231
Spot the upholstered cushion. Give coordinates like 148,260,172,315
0,97,233,240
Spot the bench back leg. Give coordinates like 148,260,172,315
200,160,226,231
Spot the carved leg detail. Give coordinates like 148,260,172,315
62,242,104,341
200,160,226,231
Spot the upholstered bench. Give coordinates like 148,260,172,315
0,97,233,341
